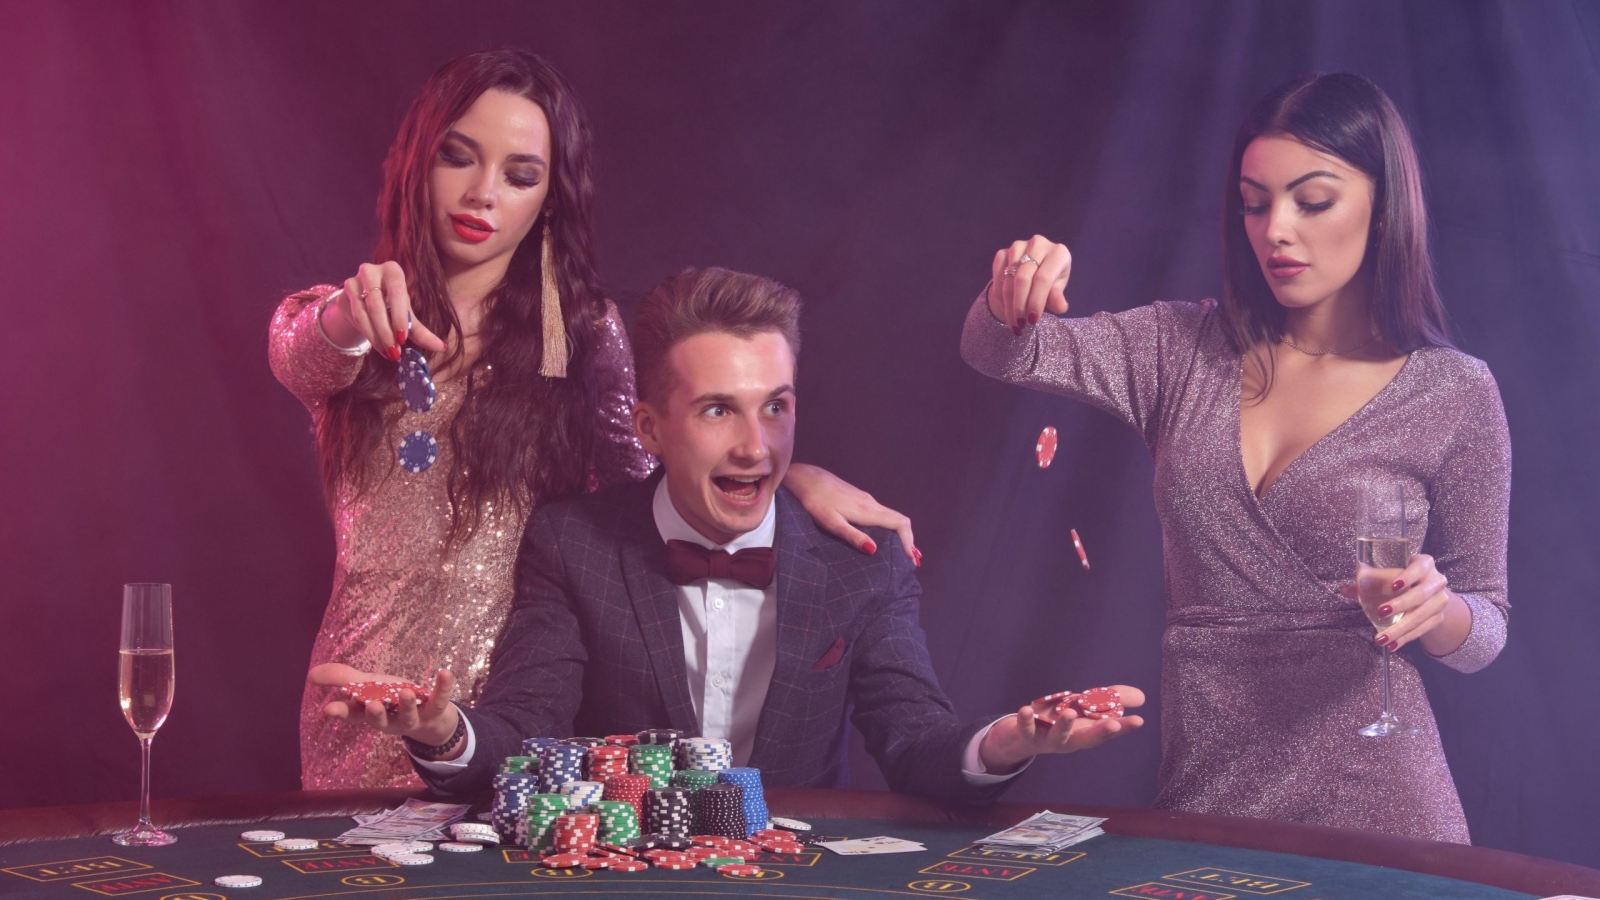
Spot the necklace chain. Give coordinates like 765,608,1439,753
1279,333,1375,356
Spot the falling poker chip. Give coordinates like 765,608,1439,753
398,348,437,413
240,830,284,842
398,430,439,473
1035,426,1059,468
214,875,263,888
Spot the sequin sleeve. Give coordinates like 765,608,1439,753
1423,356,1512,673
960,288,1177,448
590,299,657,489
267,284,364,413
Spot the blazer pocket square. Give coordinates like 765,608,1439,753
812,637,847,671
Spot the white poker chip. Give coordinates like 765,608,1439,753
438,841,483,852
769,817,811,831
214,875,263,888
241,830,285,842
388,853,434,865
371,841,432,857
273,838,319,851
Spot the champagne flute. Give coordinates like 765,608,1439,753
113,583,177,846
1355,484,1421,738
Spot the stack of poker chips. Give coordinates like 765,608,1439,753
629,744,674,789
677,737,732,771
522,737,561,756
642,787,694,837
538,744,587,793
717,767,768,836
501,755,539,774
524,793,571,851
635,728,684,746
563,736,607,749
693,782,748,839
551,812,599,855
590,799,641,843
588,745,629,781
603,773,652,822
604,733,640,747
670,769,719,792
558,780,604,809
491,772,540,845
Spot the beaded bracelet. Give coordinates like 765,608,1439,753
403,709,467,760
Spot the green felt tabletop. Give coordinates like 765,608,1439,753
0,815,1534,900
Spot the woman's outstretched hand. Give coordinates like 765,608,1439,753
989,235,1072,335
320,261,447,359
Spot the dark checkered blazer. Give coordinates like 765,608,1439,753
417,471,1007,805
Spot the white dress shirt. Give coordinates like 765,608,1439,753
415,479,1029,785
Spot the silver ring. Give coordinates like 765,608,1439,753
1019,254,1040,267
1004,265,1020,278
359,285,379,301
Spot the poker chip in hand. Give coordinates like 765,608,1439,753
338,680,432,713
1031,686,1124,726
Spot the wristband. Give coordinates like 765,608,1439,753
403,707,467,760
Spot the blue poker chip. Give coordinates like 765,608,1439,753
398,430,439,473
398,348,436,413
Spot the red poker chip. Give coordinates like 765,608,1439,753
1035,426,1059,468
692,835,731,848
685,846,719,861
541,853,585,869
725,840,759,856
642,849,686,861
1079,686,1120,708
751,828,795,840
610,859,649,872
581,855,613,870
720,864,763,877
598,843,637,857
654,859,697,870
761,841,805,854
340,680,431,708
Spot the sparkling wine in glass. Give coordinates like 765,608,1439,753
1355,485,1421,738
113,583,177,846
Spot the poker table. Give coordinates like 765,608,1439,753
2,788,1596,900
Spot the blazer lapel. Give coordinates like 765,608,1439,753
619,481,700,736
747,489,832,771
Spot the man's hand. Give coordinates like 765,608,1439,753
308,663,459,749
978,685,1146,774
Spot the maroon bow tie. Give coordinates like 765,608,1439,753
664,540,776,590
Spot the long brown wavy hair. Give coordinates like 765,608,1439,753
1220,73,1454,398
319,49,603,546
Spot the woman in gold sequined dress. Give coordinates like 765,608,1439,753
270,49,916,789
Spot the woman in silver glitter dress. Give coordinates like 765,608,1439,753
270,49,917,789
961,74,1509,843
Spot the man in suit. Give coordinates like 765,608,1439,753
311,267,1144,802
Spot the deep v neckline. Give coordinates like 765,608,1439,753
1233,349,1417,505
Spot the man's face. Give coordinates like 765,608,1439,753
633,330,796,545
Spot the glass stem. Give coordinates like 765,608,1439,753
137,736,153,831
1380,649,1393,717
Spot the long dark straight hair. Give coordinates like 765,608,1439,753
1220,73,1453,397
319,49,603,546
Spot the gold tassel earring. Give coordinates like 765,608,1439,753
538,219,568,378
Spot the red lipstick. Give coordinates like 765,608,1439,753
449,214,494,244
1266,254,1308,278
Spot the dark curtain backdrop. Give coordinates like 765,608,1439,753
1,0,1596,868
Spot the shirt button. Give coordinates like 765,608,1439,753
711,674,726,688
713,598,725,610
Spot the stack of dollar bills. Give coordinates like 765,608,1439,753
975,811,1107,855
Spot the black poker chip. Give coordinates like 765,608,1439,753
398,348,436,413
398,430,439,473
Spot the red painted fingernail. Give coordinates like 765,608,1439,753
862,539,877,555
911,548,923,568
1028,312,1040,325
1392,578,1406,591
387,346,402,362
1374,634,1388,647
1378,605,1393,618
1015,318,1026,331
396,329,408,346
